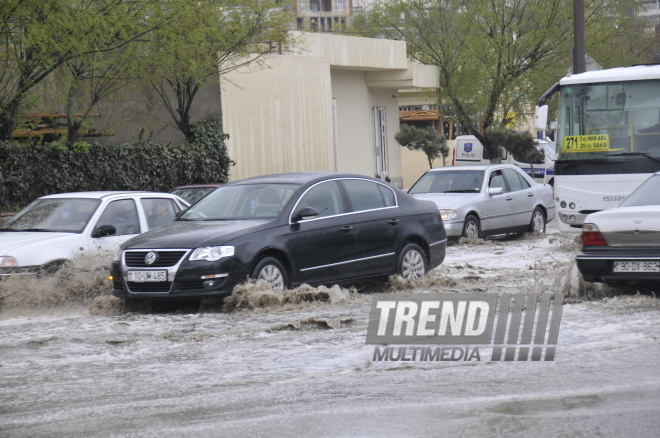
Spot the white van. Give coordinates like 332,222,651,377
452,135,556,185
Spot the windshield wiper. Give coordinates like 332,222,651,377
605,151,660,164
19,228,60,232
443,190,478,193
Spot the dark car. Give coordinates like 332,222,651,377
111,172,447,300
576,172,660,283
168,184,223,205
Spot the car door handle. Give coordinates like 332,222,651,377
340,225,353,233
506,197,513,201
388,219,399,226
527,192,534,197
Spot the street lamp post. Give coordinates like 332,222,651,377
573,0,586,74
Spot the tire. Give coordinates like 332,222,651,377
251,257,288,290
528,207,546,233
397,243,428,280
461,215,480,239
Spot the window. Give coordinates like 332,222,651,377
310,0,319,11
141,198,177,230
294,181,344,219
299,1,307,11
342,179,394,212
96,199,140,235
517,173,531,189
502,168,523,192
336,0,346,11
488,170,507,192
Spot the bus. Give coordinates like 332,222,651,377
534,64,660,233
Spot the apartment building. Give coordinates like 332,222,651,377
295,0,353,32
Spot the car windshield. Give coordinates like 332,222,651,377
169,187,218,205
179,183,299,220
538,140,556,160
619,174,660,207
0,198,101,233
409,171,484,194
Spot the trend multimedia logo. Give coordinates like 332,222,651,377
366,292,563,362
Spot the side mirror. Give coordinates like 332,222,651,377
292,207,320,222
534,105,548,132
488,187,503,196
93,224,116,238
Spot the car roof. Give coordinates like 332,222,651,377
170,184,223,190
227,172,384,186
427,164,520,172
40,191,182,200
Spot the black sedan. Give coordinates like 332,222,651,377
110,172,447,300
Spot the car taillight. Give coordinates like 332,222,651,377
451,148,456,166
582,223,607,246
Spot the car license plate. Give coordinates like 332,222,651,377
128,270,167,282
613,261,660,273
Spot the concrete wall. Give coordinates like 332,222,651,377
331,69,373,176
222,55,336,181
400,140,455,190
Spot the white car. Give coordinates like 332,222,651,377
0,191,189,276
577,172,660,283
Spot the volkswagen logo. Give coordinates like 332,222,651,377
144,251,158,265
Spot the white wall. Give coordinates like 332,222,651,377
222,56,336,181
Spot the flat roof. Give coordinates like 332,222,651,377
561,65,660,86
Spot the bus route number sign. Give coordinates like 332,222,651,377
562,135,610,153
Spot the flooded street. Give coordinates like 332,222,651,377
2,220,660,437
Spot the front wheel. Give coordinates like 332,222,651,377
397,243,428,279
528,207,546,233
462,215,480,239
251,257,288,290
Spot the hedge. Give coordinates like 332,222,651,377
0,118,233,211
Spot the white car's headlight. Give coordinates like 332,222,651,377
113,247,123,262
439,209,458,220
0,256,17,267
189,246,234,261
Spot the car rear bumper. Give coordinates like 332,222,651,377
576,248,660,282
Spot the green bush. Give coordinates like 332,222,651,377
0,118,233,211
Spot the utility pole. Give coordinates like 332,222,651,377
573,0,586,74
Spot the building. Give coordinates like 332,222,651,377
294,0,353,32
221,31,439,187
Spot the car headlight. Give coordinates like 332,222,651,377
113,247,123,262
439,209,458,220
189,246,234,261
0,256,17,267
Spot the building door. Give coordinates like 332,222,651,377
374,106,387,179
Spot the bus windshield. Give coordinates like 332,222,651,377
556,80,660,161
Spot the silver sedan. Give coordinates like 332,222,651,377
409,164,556,238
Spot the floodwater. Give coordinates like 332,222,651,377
1,220,660,437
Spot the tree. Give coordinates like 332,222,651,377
486,127,542,175
146,0,293,140
359,0,647,162
0,0,180,142
395,124,449,168
62,44,139,145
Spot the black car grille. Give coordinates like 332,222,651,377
124,250,187,268
112,280,124,290
178,278,205,290
126,281,172,293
